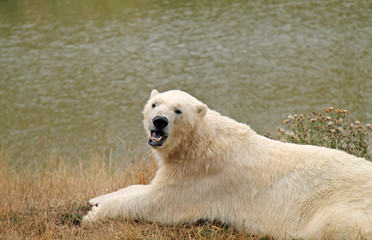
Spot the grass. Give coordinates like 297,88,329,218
1,107,370,239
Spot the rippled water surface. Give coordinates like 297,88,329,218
1,0,371,163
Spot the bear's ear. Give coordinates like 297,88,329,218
196,103,207,118
150,89,159,99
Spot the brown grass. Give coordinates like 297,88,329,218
0,144,268,240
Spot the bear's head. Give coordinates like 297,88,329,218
143,89,207,150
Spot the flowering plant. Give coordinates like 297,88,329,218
266,107,372,160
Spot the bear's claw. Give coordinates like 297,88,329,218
88,201,98,207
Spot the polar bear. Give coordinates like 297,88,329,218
84,89,372,239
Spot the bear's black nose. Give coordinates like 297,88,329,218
153,116,168,129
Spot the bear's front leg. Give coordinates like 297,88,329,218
83,182,215,225
87,185,148,207
83,185,150,222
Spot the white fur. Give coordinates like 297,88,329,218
84,90,372,239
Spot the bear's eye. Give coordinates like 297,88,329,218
152,103,156,108
175,109,182,114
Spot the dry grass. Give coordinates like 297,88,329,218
0,144,268,240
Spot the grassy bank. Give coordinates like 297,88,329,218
1,108,370,239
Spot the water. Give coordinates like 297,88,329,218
1,0,371,164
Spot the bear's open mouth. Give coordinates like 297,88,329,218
148,130,167,147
